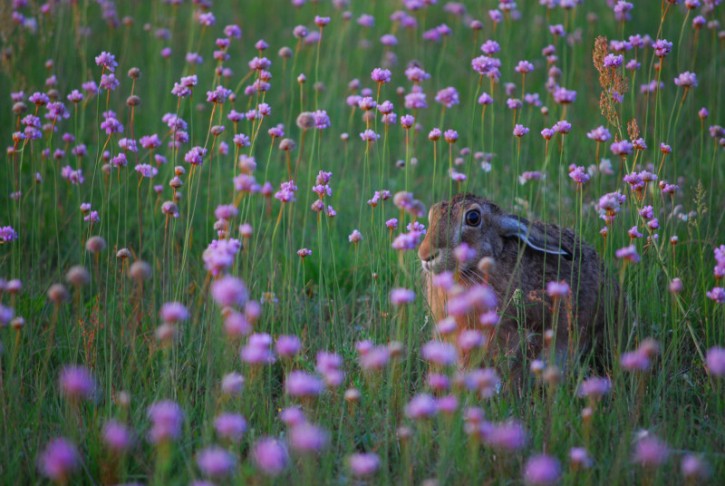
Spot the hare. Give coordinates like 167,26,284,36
418,193,619,366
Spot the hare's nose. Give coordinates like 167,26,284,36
423,250,439,262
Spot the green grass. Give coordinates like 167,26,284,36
0,0,724,484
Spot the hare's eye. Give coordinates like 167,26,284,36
464,209,481,227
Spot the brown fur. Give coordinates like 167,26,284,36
419,194,619,363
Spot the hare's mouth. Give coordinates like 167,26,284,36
420,250,441,273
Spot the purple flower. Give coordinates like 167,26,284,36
274,180,298,203
95,51,118,72
405,393,438,420
681,454,711,481
621,350,651,372
610,140,633,156
221,372,245,396
240,333,276,365
38,437,80,482
400,114,415,129
653,39,673,58
276,335,301,358
616,245,640,263
312,110,330,129
404,86,428,109
674,71,698,88
578,376,611,399
471,55,501,78
197,447,236,478
444,129,458,143
159,302,189,324
478,93,494,105
359,129,380,143
633,435,669,468
569,166,591,184
480,39,500,55
59,365,96,401
507,98,523,110
206,85,233,104
513,124,530,137
103,420,133,453
524,454,561,486
210,275,248,308
289,422,329,454
706,287,725,304
349,229,363,244
359,346,390,371
285,371,324,397
134,164,158,178
348,453,380,477
198,12,216,27
147,400,184,444
464,368,500,398
371,67,392,83
435,87,460,108
280,407,306,427
99,73,120,91
570,447,593,469
421,341,457,366
184,146,207,166
483,421,528,451
546,280,571,298
553,87,576,104
390,288,415,305
214,413,247,443
552,120,571,134
0,226,18,243
252,438,289,476
515,60,534,74
405,66,429,82
603,53,624,68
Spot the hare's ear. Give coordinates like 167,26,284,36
496,215,572,259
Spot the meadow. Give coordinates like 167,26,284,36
0,0,724,484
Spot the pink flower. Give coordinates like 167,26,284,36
707,287,725,304
435,87,460,108
578,376,611,399
102,420,133,453
616,245,640,263
147,400,184,444
633,435,669,468
546,280,570,298
524,454,561,486
421,341,458,366
38,437,80,482
706,347,725,376
159,302,189,324
210,275,248,308
482,421,528,451
348,453,380,477
390,288,415,305
197,447,236,478
569,166,591,184
221,372,245,396
285,371,324,397
276,335,301,358
371,67,391,83
289,422,329,454
59,365,96,401
513,124,530,137
515,60,534,74
349,229,363,244
252,438,289,476
214,413,247,442
405,393,438,420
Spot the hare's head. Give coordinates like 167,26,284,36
418,194,571,274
